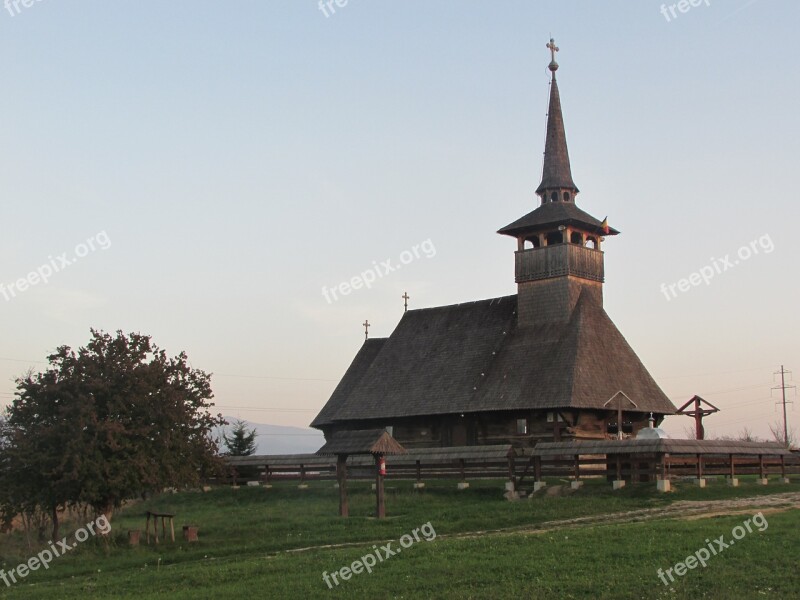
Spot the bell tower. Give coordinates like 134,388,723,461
498,39,618,328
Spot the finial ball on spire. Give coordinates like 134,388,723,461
546,37,559,72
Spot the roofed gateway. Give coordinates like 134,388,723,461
312,40,677,447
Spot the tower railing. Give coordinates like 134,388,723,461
515,243,604,283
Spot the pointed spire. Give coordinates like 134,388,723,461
536,38,579,199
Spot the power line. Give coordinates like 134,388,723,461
669,382,771,401
0,357,45,364
657,365,774,380
255,433,321,437
214,373,336,383
216,405,316,413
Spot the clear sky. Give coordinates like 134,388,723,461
1,0,798,446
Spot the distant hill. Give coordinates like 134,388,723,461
216,418,325,456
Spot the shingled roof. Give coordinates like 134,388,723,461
310,338,386,428
312,291,676,428
536,75,578,195
497,202,620,237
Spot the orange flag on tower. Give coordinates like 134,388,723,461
600,217,609,234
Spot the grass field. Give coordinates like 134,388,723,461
0,477,798,599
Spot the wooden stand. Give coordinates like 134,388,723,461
145,511,175,544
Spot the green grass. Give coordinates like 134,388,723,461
0,478,798,599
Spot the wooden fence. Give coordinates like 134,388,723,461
222,446,800,488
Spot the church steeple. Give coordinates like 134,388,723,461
536,38,579,203
497,38,619,328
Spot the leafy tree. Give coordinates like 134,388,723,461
0,329,225,541
223,420,258,456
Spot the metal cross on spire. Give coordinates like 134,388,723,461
546,37,559,72
363,319,370,341
402,292,410,313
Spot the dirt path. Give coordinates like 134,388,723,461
446,491,800,541
281,491,800,556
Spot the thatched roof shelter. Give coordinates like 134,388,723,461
316,429,406,456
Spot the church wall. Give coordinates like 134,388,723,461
322,410,657,449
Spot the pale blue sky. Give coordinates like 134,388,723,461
1,1,798,446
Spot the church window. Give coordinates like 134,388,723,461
516,419,528,435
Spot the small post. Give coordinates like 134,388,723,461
337,454,349,517
657,453,670,492
571,455,583,489
758,454,768,484
375,453,386,519
457,458,469,489
533,455,546,492
728,453,739,486
265,466,273,489
298,464,308,489
613,454,625,490
695,453,706,487
413,459,425,490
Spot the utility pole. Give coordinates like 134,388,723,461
772,365,795,447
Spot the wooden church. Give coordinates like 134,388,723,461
312,41,677,448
